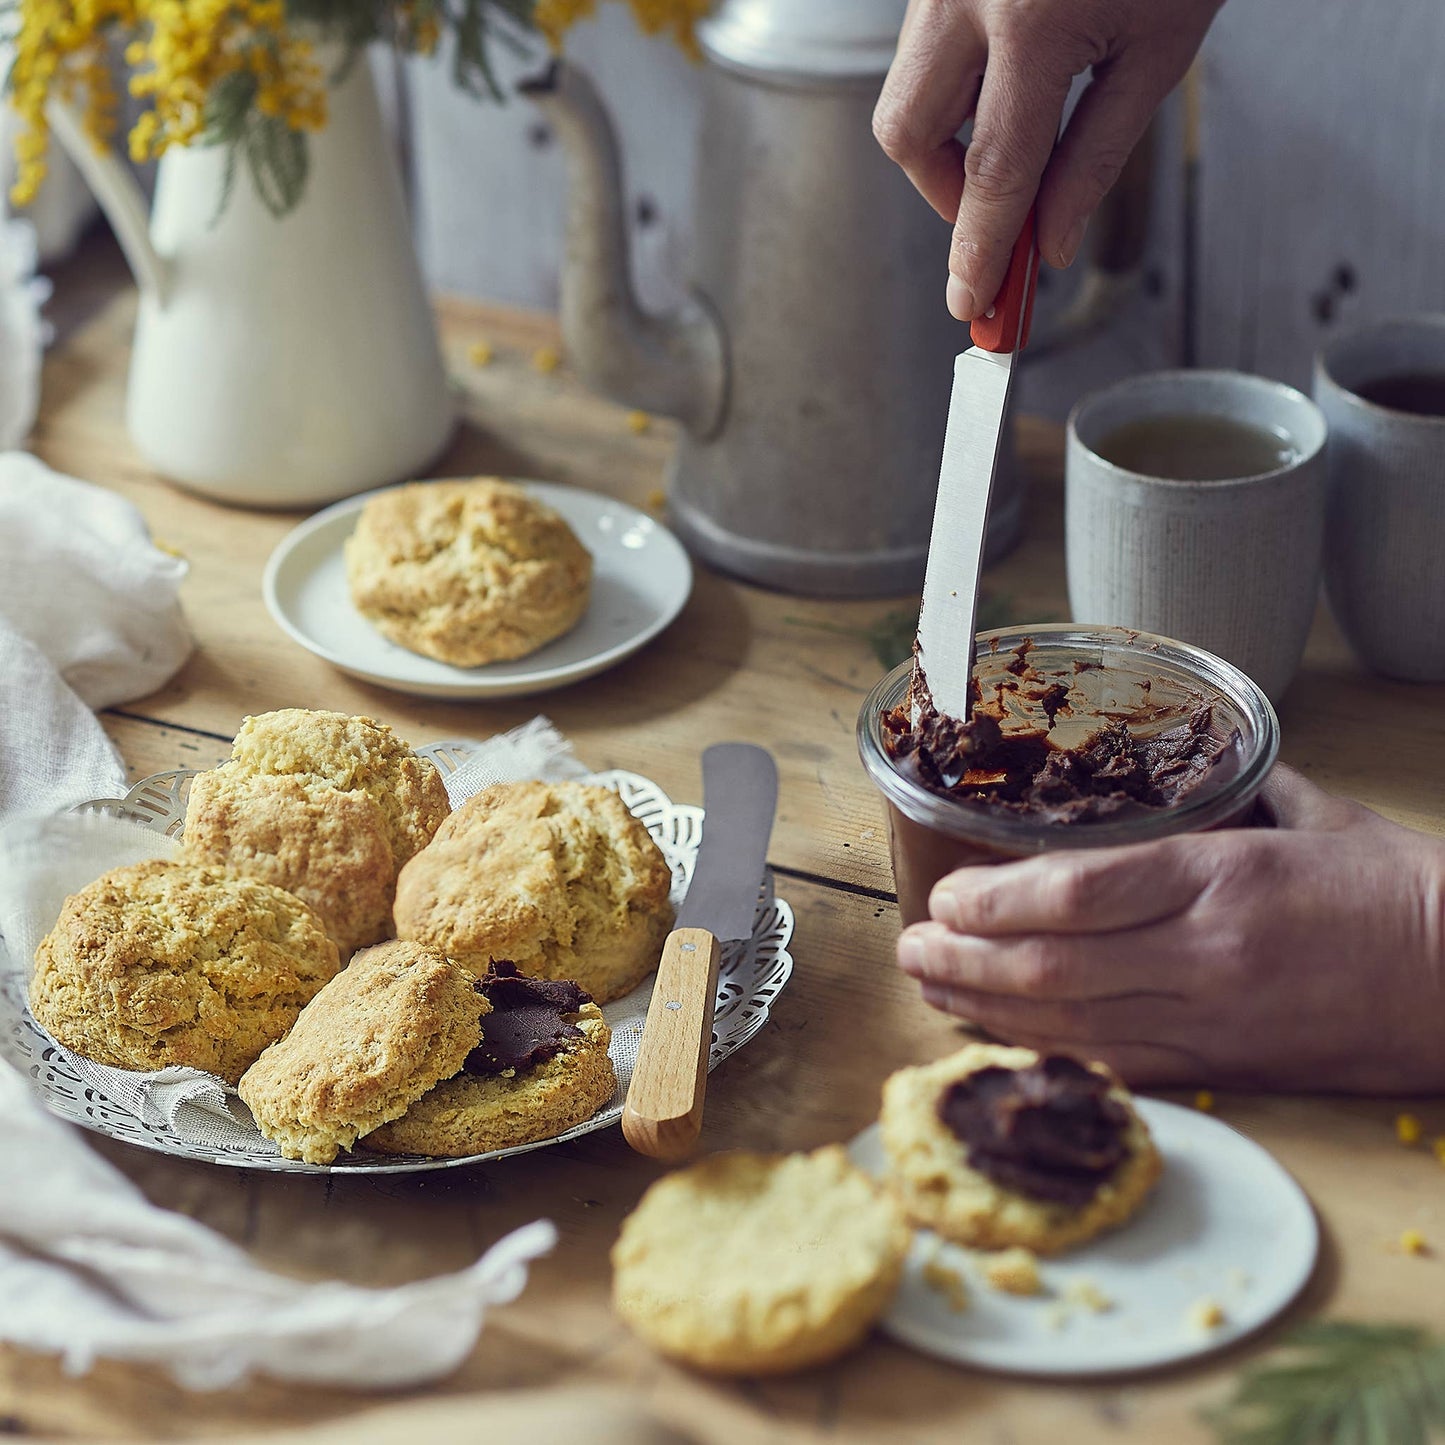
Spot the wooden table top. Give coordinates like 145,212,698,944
7,281,1445,1445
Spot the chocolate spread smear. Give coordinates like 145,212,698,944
464,961,592,1076
883,643,1237,824
937,1055,1130,1206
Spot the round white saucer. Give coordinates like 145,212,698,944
262,481,693,698
850,1099,1318,1376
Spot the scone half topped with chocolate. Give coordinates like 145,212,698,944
367,960,616,1157
29,859,339,1085
238,940,485,1165
880,1043,1161,1254
394,779,673,1004
344,478,593,666
183,709,450,957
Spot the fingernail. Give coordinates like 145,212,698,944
897,932,927,975
946,274,974,321
1056,216,1088,268
928,885,959,928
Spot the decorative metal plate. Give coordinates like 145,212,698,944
0,743,794,1173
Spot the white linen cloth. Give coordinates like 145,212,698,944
0,468,566,1388
0,451,192,814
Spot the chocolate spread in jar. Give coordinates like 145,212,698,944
465,961,591,1076
882,641,1239,824
937,1054,1130,1206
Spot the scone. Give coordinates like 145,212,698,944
880,1044,1161,1254
612,1147,912,1375
344,478,593,666
29,860,339,1085
238,940,485,1164
394,780,673,1004
183,709,450,956
367,961,616,1156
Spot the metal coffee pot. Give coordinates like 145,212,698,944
525,0,1145,595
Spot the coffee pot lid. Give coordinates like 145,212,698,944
698,0,906,79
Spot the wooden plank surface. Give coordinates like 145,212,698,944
6,285,1445,1444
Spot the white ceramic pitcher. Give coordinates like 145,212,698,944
49,52,453,509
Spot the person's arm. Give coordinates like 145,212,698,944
873,0,1225,321
896,766,1445,1092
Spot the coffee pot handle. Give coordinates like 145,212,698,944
1023,115,1155,359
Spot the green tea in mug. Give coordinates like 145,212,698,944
1094,414,1300,481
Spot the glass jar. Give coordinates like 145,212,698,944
857,625,1281,925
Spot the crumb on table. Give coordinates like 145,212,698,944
984,1247,1043,1297
1433,1137,1445,1167
626,410,652,435
1400,1228,1431,1256
467,340,494,367
532,344,562,374
1396,1113,1423,1146
1194,1090,1215,1112
644,488,667,513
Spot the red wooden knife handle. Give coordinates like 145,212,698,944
969,206,1040,354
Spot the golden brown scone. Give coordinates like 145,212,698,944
183,709,450,956
29,860,339,1085
368,1000,615,1157
237,941,486,1165
344,479,593,666
879,1044,1162,1255
612,1147,912,1375
394,780,673,1004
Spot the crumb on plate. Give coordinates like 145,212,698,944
1188,1298,1225,1332
983,1247,1042,1297
921,1259,969,1313
1063,1277,1113,1314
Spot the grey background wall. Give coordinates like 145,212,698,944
386,0,1445,420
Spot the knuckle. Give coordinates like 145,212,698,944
1082,144,1133,202
1016,940,1068,996
871,102,923,164
963,128,1031,206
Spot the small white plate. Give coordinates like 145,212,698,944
262,482,694,698
850,1099,1318,1376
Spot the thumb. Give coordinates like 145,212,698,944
1255,764,1354,831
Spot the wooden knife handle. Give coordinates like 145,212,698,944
970,205,1040,354
622,927,721,1160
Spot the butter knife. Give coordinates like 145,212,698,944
914,211,1042,727
622,742,778,1160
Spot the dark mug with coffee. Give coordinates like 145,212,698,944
1314,318,1445,682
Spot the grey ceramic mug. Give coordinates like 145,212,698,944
1313,318,1445,682
1066,370,1328,703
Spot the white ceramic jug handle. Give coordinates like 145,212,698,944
44,102,169,303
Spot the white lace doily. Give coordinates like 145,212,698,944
0,742,794,1173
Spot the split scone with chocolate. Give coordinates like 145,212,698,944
183,709,450,956
29,860,339,1085
612,1147,912,1375
238,940,485,1164
880,1044,1161,1254
394,780,674,1005
367,961,616,1157
344,478,593,666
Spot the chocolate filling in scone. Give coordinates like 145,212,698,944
366,961,616,1157
936,1055,1130,1207
880,1043,1161,1253
462,962,590,1074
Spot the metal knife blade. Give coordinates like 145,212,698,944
675,742,778,940
914,345,1017,723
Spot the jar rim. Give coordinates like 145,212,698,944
856,624,1281,852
